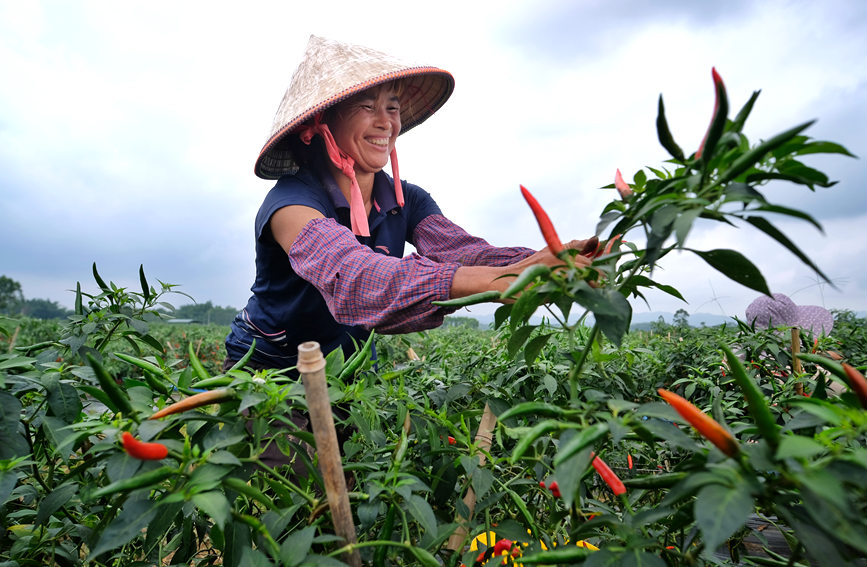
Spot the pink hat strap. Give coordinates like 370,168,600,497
391,147,404,207
298,114,369,237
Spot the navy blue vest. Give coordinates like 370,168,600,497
225,164,442,369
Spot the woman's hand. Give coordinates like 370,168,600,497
448,236,598,300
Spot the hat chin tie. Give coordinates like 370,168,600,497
298,114,404,237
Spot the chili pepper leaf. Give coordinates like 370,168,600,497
619,275,685,302
280,525,316,567
507,324,537,358
751,203,823,231
406,493,438,535
192,490,231,529
793,139,857,157
35,481,78,526
43,375,82,423
689,248,771,295
524,332,553,366
88,495,159,559
694,483,754,558
743,216,832,285
719,120,815,184
576,288,631,347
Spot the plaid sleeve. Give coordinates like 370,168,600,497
288,217,460,333
413,214,535,266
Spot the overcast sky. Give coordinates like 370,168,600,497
2,0,865,325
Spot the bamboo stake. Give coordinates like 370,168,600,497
297,342,361,567
791,327,804,396
446,403,498,552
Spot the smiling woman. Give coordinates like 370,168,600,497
223,35,594,373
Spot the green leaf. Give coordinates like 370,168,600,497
752,204,823,231
524,333,553,366
44,377,82,422
507,325,537,358
281,525,316,567
0,392,29,459
690,248,770,295
694,483,754,557
88,495,159,559
718,120,815,184
192,491,231,529
553,422,608,466
584,289,632,347
35,482,78,525
673,208,702,246
775,435,826,460
794,140,857,158
406,493,438,535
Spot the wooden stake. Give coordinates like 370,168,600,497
791,327,804,396
446,403,498,552
297,342,361,567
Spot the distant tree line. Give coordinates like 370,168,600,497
0,275,241,324
0,276,72,319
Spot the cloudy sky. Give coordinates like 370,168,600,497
2,0,865,325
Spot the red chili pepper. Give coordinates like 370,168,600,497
627,454,634,469
447,436,456,445
520,185,564,256
658,388,740,457
614,169,634,199
842,363,867,408
591,455,626,495
696,67,728,160
601,234,623,256
148,388,235,420
121,431,168,460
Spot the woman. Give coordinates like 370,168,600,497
224,35,593,371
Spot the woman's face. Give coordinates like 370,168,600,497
327,85,401,174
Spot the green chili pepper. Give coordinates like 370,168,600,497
496,401,572,421
92,262,111,293
113,353,171,395
519,546,594,565
187,342,211,383
228,339,257,371
656,94,685,162
190,375,235,389
222,476,275,508
87,466,175,501
502,264,551,299
337,331,375,382
432,290,502,308
373,503,397,567
87,353,134,416
721,344,780,448
622,472,688,488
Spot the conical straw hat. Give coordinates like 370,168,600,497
255,35,455,179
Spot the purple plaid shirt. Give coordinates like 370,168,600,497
289,214,533,333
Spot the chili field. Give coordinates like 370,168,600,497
2,69,866,566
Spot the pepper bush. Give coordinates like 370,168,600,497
1,69,865,566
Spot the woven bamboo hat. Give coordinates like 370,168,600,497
254,35,455,179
